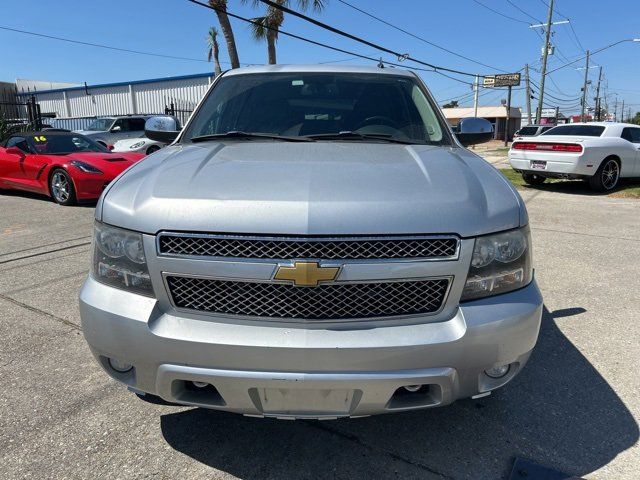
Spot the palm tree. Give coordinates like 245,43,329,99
244,0,326,65
206,27,222,77
208,0,240,69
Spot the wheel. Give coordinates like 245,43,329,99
522,173,546,186
49,168,77,205
588,157,620,192
146,145,161,155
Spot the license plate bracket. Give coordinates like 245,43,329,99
531,160,547,170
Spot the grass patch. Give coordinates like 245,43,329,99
499,168,640,199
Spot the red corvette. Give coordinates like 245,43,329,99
0,131,144,205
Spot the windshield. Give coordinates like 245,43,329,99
86,118,114,131
542,125,605,137
183,72,448,145
517,126,539,136
27,134,109,154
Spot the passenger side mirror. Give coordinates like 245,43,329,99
455,117,494,146
145,116,181,143
111,125,122,132
5,147,26,159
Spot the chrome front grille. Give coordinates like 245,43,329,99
158,234,458,260
165,276,450,320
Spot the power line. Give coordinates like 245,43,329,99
0,25,215,63
471,0,531,24
335,0,508,72
505,0,542,23
185,0,476,86
256,0,480,77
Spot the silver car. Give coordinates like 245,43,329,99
80,65,542,419
75,116,149,146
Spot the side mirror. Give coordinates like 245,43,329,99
6,147,26,158
107,144,115,151
455,117,494,146
145,116,181,143
111,125,122,132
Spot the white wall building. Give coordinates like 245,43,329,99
17,72,215,125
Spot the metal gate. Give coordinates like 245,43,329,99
0,88,43,139
164,97,195,128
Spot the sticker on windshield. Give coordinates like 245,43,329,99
33,136,47,142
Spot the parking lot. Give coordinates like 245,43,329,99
0,184,638,479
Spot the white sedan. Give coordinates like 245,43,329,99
112,137,165,155
508,122,640,191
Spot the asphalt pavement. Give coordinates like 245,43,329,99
0,185,638,479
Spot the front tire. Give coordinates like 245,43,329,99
589,157,620,192
522,173,546,186
49,169,77,206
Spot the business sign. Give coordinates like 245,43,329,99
483,73,521,88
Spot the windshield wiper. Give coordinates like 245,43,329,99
304,131,419,144
190,131,315,143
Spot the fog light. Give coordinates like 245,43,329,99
403,385,422,392
192,381,209,388
108,358,133,373
485,364,510,379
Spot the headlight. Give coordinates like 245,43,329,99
92,222,154,296
461,226,532,301
70,160,102,174
129,141,146,149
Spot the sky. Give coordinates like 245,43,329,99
1,0,639,117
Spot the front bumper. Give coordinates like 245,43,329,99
80,277,543,418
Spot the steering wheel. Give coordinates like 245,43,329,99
355,115,400,130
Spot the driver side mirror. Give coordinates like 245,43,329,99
145,116,181,143
455,117,494,146
110,125,122,132
5,147,26,159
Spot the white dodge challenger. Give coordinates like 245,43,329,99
508,122,640,191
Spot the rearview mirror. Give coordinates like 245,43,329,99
455,117,494,146
145,116,181,143
5,147,26,158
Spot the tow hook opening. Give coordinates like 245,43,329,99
170,380,226,407
387,384,442,410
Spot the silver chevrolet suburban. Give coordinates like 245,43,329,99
79,65,543,419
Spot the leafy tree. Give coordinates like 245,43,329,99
243,0,326,64
208,0,240,69
207,27,222,77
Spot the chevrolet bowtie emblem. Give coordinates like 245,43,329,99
274,261,340,287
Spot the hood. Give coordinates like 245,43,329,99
68,152,143,175
74,130,102,136
99,142,524,237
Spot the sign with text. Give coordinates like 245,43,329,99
483,73,521,88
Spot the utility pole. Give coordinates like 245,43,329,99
525,64,533,125
614,100,618,121
621,99,625,122
580,50,590,122
535,0,554,124
473,75,479,117
594,66,603,121
504,86,512,147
